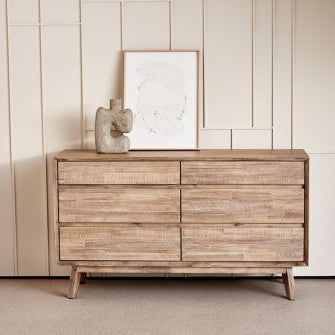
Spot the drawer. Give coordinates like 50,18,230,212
182,225,304,261
181,161,304,184
60,224,180,261
182,188,304,223
59,186,180,223
58,161,180,185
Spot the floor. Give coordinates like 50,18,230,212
0,278,334,335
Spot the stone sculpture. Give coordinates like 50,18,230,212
95,99,133,153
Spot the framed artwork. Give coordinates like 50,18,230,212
123,50,199,150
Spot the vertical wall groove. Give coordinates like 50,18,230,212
4,0,18,276
271,0,275,149
168,0,171,50
202,0,205,128
38,0,50,276
1,0,333,277
290,0,295,149
120,0,124,51
79,0,85,149
251,0,255,128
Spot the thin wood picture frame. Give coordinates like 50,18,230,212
123,50,199,150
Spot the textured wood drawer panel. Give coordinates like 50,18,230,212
181,161,304,184
182,188,304,223
182,225,304,261
58,161,180,185
60,224,180,261
58,187,180,223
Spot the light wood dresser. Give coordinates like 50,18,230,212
53,149,309,299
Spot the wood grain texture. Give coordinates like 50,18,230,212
52,159,60,264
182,225,304,262
76,265,287,275
68,266,80,299
182,188,304,223
57,260,306,268
54,149,309,295
180,185,303,190
181,161,304,185
304,160,309,264
283,267,295,300
61,222,303,228
60,224,180,261
58,186,180,223
58,161,180,185
55,149,309,162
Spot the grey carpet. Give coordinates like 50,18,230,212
0,278,334,335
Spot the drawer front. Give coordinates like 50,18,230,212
181,161,304,185
182,188,304,223
59,186,180,223
58,161,180,185
60,224,180,261
182,225,304,261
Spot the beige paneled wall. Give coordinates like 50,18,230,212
293,0,335,276
272,0,292,148
0,0,16,276
294,0,335,152
0,0,334,276
205,0,253,128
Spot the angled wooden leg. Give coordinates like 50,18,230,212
80,272,87,284
68,266,81,299
283,267,295,300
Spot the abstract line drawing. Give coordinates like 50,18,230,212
124,51,198,149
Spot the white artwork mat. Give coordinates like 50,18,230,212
124,51,198,149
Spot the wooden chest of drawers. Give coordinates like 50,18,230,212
53,149,309,299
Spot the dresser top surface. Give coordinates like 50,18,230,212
55,149,308,161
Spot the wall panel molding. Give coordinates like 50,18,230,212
0,0,16,276
204,0,252,128
41,0,80,23
122,1,170,49
293,0,335,152
7,0,39,24
82,1,122,147
232,129,272,149
1,0,335,276
253,0,273,128
41,25,82,275
171,0,203,130
272,0,292,148
8,26,49,276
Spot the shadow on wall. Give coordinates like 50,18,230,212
0,161,15,275
44,106,83,152
0,155,49,275
0,103,83,275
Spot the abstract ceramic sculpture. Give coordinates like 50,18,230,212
95,99,133,153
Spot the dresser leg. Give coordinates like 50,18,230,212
68,266,81,299
282,267,295,300
80,272,87,284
